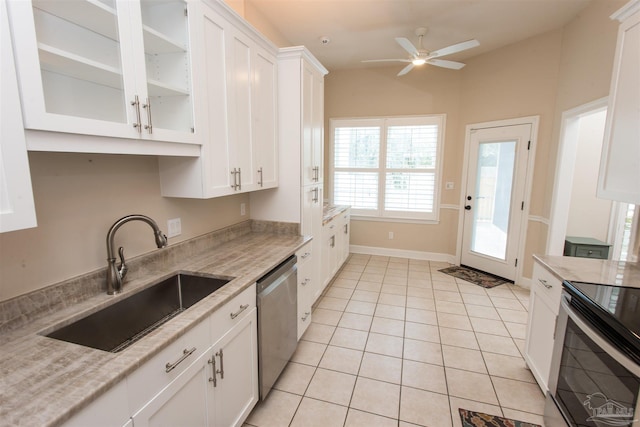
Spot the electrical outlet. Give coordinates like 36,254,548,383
240,203,246,216
445,181,455,190
388,231,394,240
167,218,181,238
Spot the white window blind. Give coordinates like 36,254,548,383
330,116,445,221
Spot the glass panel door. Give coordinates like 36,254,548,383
470,140,516,260
32,0,127,123
139,0,194,134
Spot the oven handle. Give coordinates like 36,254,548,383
561,297,640,377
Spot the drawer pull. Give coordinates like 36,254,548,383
301,312,310,321
539,279,552,289
166,347,196,373
301,252,311,259
230,304,249,319
301,278,310,286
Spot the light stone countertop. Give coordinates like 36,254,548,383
323,204,349,225
0,228,308,427
533,254,640,287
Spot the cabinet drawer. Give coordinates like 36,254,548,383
531,262,562,313
296,242,313,267
210,283,256,342
574,245,609,259
127,317,210,414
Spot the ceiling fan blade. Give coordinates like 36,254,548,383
395,37,419,56
397,63,414,76
428,39,480,59
361,59,412,63
427,58,466,70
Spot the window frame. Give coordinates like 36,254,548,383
329,114,446,223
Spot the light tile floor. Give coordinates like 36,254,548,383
245,254,546,427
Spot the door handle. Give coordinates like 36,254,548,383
465,205,471,210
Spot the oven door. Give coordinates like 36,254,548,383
545,292,640,427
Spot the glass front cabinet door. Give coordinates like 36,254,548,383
7,0,197,145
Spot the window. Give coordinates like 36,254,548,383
330,115,445,221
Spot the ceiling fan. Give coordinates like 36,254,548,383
362,27,480,76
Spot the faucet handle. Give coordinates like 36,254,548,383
118,246,128,280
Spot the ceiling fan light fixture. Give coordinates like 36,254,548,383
412,58,426,65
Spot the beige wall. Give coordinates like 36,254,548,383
323,0,624,281
0,152,249,302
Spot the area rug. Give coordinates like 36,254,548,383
459,409,542,427
438,265,509,288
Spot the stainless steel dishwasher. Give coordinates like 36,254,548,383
256,255,298,400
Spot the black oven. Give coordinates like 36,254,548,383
545,281,640,427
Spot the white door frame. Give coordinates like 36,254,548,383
456,116,539,284
547,98,608,255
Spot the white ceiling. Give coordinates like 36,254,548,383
245,0,592,72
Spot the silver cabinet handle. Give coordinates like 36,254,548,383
538,279,552,289
257,167,263,187
230,303,249,319
142,98,152,134
216,348,224,379
208,355,217,387
165,347,196,373
301,252,311,259
330,236,335,248
311,187,319,203
230,168,238,190
344,223,348,234
301,278,310,286
131,95,141,133
237,168,242,191
329,224,335,229
301,312,310,321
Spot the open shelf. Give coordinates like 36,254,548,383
38,43,123,90
33,0,119,41
147,78,190,97
143,25,186,54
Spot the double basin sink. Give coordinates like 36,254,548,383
45,273,233,352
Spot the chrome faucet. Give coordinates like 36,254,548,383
106,214,168,295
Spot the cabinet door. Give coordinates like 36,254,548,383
0,0,37,233
213,308,259,427
132,347,215,427
129,0,197,143
524,288,557,393
598,4,640,204
252,46,278,190
226,25,256,192
8,0,136,138
301,61,315,187
311,67,324,184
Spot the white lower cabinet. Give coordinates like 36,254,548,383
296,242,314,339
63,284,258,427
321,209,351,291
130,348,213,426
524,261,563,393
211,308,259,427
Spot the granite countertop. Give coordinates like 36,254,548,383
323,204,350,225
534,254,640,287
0,226,308,427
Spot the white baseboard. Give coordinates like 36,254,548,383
517,276,532,290
349,245,457,264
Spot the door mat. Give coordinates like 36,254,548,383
459,408,542,427
438,265,510,288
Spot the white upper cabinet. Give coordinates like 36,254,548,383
159,0,278,198
7,0,199,154
598,0,640,204
0,0,37,233
300,58,325,186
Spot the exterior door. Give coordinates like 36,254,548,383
461,123,532,281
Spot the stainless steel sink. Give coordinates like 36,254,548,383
45,273,232,353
